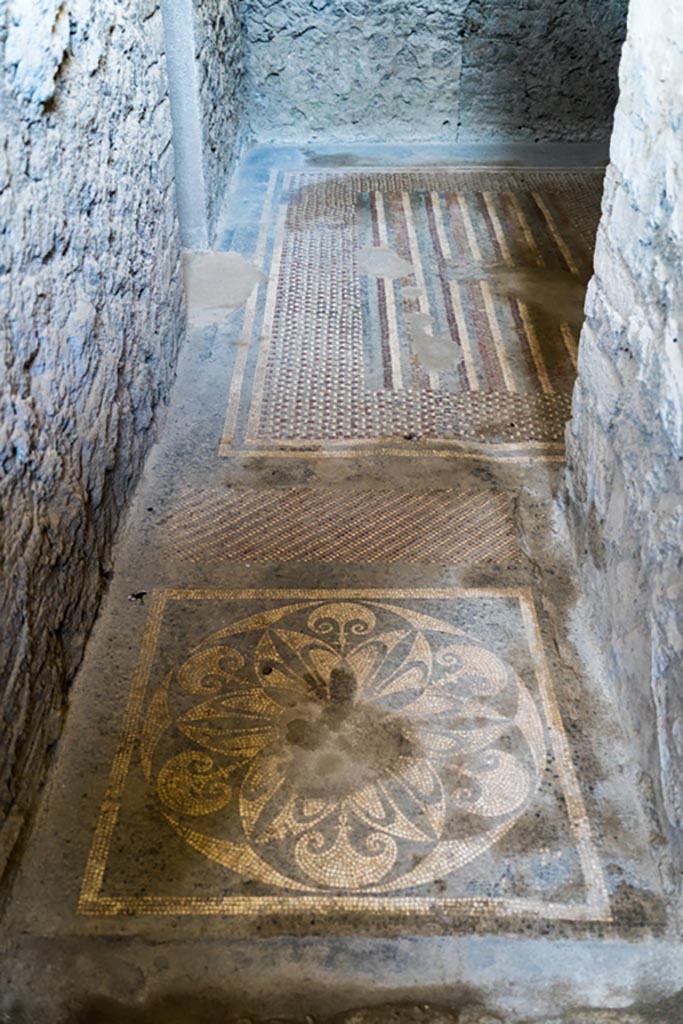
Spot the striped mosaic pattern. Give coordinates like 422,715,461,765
357,188,581,394
166,488,520,565
221,168,603,459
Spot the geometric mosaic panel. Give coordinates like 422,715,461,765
79,588,611,925
165,488,521,565
220,169,602,460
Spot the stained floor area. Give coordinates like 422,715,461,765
2,146,682,1023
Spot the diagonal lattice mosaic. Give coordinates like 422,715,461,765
220,169,603,460
165,488,521,565
79,589,610,925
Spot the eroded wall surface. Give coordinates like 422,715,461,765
242,0,629,143
193,0,244,236
566,0,683,879
0,0,184,869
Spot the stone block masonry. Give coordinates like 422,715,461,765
566,0,683,891
241,0,629,144
193,0,245,239
0,0,184,875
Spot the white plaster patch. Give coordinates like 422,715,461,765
183,251,265,328
5,0,71,104
405,311,461,371
357,245,413,280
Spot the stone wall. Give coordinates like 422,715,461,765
192,0,244,238
241,0,628,144
0,0,184,872
566,0,683,885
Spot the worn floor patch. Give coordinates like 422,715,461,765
219,168,602,460
79,588,610,925
183,251,264,328
165,488,521,565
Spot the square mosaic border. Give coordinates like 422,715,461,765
79,588,611,924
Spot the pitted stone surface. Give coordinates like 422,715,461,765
0,0,184,873
3,0,70,104
566,0,683,889
242,0,628,144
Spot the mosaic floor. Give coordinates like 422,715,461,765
3,148,674,1023
165,488,520,565
220,167,602,460
79,588,608,923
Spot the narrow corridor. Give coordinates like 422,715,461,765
2,145,680,1021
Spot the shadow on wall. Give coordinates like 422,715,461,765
458,0,629,141
241,0,629,144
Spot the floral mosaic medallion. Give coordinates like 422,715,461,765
79,589,611,925
141,600,544,893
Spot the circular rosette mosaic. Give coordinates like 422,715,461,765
140,601,546,892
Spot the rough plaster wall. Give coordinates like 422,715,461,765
566,0,683,883
0,0,184,870
193,0,244,238
460,0,628,142
242,0,628,144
